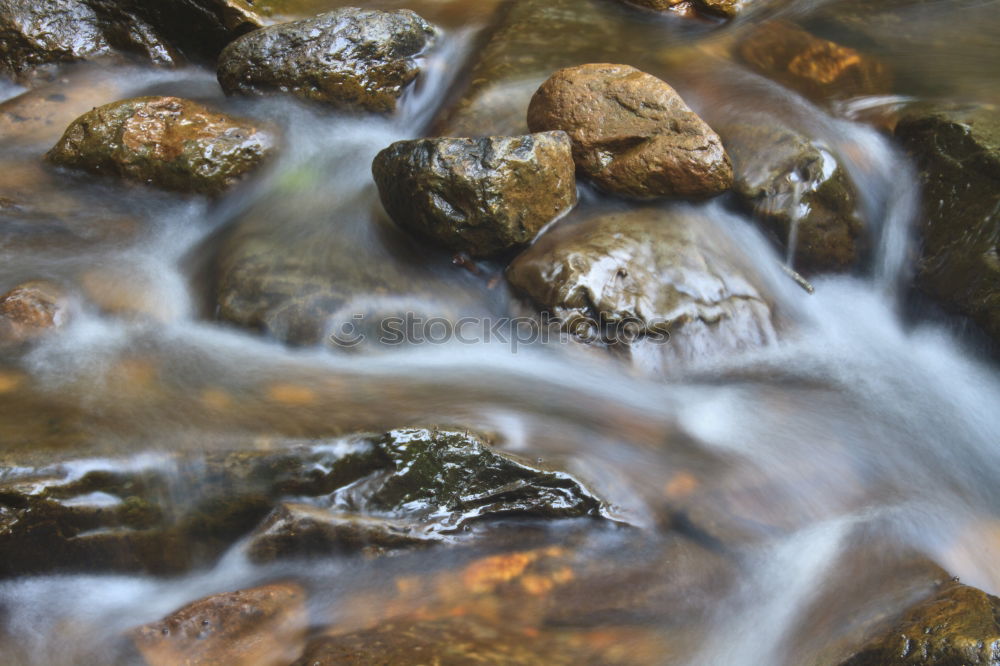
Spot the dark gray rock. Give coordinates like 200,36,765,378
372,132,577,257
895,105,1000,342
217,8,435,113
0,0,263,81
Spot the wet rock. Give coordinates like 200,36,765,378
527,63,733,199
0,442,383,575
132,582,308,666
840,581,1000,666
217,8,435,113
433,0,662,137
895,105,1000,342
340,428,606,534
372,132,577,257
0,0,262,82
721,121,865,273
0,280,68,343
213,160,494,347
507,207,777,374
737,20,890,104
46,96,275,195
246,503,436,562
626,0,753,19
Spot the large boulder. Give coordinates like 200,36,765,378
527,64,732,199
46,96,275,195
507,207,777,374
895,105,1000,342
840,581,1000,665
217,8,435,113
736,20,890,105
372,132,577,257
720,120,865,273
0,0,262,81
132,583,308,666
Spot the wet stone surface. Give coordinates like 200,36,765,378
217,7,436,113
372,132,577,257
895,104,1000,343
527,63,733,200
720,120,865,273
507,207,778,375
46,95,276,195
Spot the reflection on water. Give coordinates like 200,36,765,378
0,0,999,664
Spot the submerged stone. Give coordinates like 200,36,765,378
737,20,890,104
527,64,733,199
217,8,435,113
132,582,308,666
46,96,275,195
0,443,382,575
721,121,865,273
507,207,777,374
246,503,436,562
840,581,1000,665
0,280,69,343
372,132,577,257
895,105,1000,342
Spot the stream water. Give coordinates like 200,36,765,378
1,0,999,664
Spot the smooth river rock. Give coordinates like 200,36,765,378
721,121,865,273
217,8,435,113
895,105,1000,342
527,64,733,199
132,583,308,666
507,207,777,374
372,132,577,257
840,581,1000,666
0,280,69,343
432,0,665,137
46,96,275,195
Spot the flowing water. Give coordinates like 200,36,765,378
1,0,999,664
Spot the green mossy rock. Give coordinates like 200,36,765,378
372,132,577,257
46,96,275,195
895,105,1000,342
217,8,435,113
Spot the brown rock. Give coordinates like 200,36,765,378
371,132,577,256
628,0,752,18
132,582,308,666
507,207,777,375
527,63,732,199
840,581,1000,665
46,95,275,195
0,280,68,343
737,20,890,104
